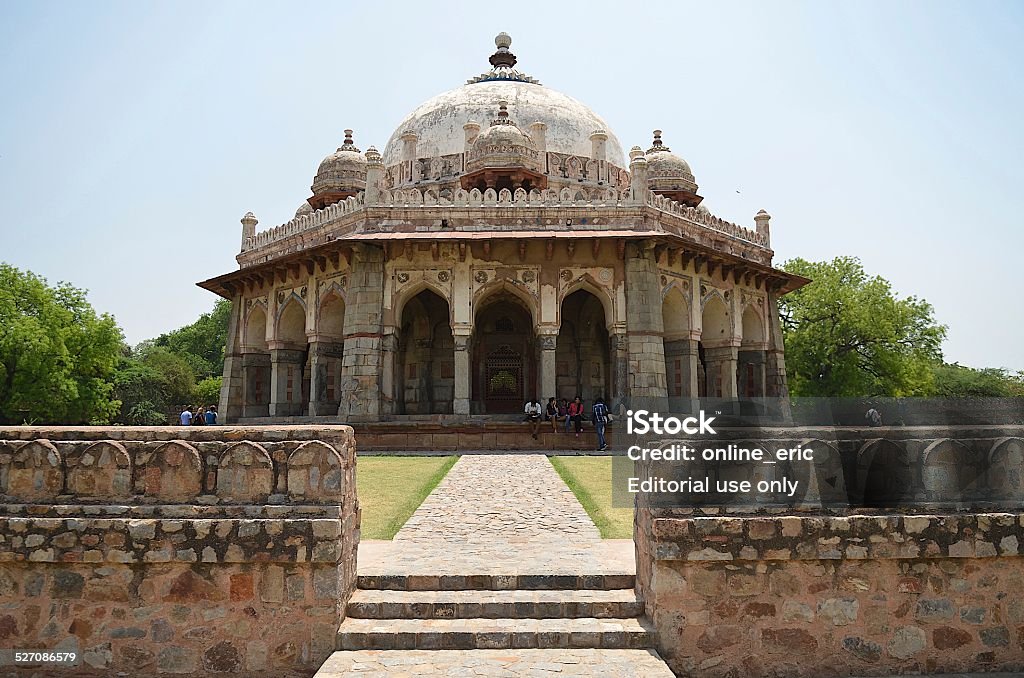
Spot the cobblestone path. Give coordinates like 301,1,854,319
359,455,633,578
314,455,672,676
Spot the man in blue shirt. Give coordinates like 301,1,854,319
592,397,609,451
179,407,193,426
205,405,218,425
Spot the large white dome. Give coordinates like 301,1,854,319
381,37,625,168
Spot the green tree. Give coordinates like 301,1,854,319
930,363,1024,397
111,345,198,425
152,299,231,380
0,263,123,424
195,376,223,406
779,257,946,397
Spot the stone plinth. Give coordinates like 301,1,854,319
0,426,359,677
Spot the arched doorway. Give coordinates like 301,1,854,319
472,292,535,413
396,289,454,414
271,297,311,415
241,304,271,417
661,286,693,409
556,290,610,405
699,295,731,398
738,306,766,397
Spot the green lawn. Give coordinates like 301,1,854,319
549,456,634,539
357,456,457,539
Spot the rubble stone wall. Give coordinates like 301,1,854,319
0,426,359,677
635,426,1024,677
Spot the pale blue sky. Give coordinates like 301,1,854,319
1,1,1021,370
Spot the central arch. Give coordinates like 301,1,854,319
472,291,536,414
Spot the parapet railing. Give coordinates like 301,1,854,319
240,187,769,254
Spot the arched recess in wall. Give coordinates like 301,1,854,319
661,285,692,405
738,305,766,398
318,289,346,339
396,289,454,415
856,439,914,508
244,304,268,351
276,296,308,346
698,294,731,397
472,287,536,414
556,289,610,405
559,276,614,331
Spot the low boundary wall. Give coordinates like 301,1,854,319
0,426,359,677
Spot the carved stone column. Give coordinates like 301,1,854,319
337,245,385,421
538,331,558,402
610,331,629,413
453,331,471,415
624,242,669,412
379,331,398,417
269,348,306,417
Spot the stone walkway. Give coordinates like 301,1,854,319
359,455,634,578
315,455,671,676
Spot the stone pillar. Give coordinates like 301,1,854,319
308,340,345,417
453,331,471,415
703,346,739,398
219,296,245,423
610,331,629,413
241,352,271,418
624,242,669,412
338,245,385,421
765,287,789,399
538,332,558,402
379,331,398,417
269,348,306,417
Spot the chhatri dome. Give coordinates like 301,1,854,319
380,32,626,168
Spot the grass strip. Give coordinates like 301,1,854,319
549,455,634,539
357,455,458,539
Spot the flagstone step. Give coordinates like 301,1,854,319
356,572,635,591
347,588,643,619
336,616,654,651
313,648,676,677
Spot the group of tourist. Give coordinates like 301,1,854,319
524,396,612,451
179,405,218,426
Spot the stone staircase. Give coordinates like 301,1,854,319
314,572,673,676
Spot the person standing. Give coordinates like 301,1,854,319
524,399,543,439
592,397,609,451
205,405,218,425
179,406,193,426
193,407,206,426
568,396,584,438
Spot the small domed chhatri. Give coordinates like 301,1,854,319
462,101,546,192
200,32,808,425
645,130,702,207
309,130,367,210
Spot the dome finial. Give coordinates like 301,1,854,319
489,32,517,70
647,130,670,153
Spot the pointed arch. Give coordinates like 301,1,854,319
275,294,307,345
700,293,731,345
473,279,538,327
661,284,691,340
394,278,453,329
243,303,269,352
741,305,765,347
317,286,347,339
559,275,614,330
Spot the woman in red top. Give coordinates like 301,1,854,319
568,396,584,437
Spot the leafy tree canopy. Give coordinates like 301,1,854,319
779,257,946,397
0,263,123,424
152,299,231,380
930,363,1024,398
